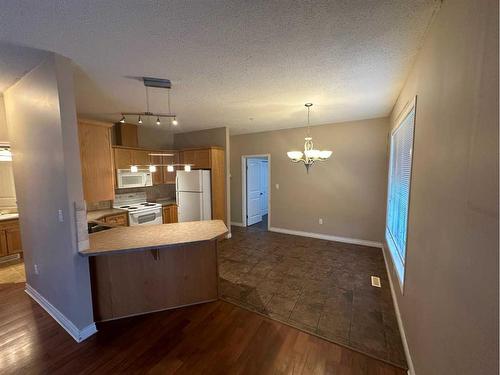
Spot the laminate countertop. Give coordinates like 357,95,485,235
80,220,228,256
87,208,127,222
0,213,19,222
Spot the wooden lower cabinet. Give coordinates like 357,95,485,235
0,219,22,257
104,213,128,227
162,205,178,224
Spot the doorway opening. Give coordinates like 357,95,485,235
0,143,25,285
241,154,270,230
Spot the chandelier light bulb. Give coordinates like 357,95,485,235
167,165,174,172
184,165,191,172
149,165,157,173
287,151,303,160
130,165,138,173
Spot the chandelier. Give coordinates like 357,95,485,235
287,103,332,172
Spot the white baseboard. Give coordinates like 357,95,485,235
25,284,97,343
268,226,383,248
381,246,415,375
230,221,244,227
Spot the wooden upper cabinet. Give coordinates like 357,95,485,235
132,150,151,167
150,152,163,185
113,148,133,170
115,123,138,148
78,119,115,203
162,151,179,184
180,149,211,169
209,148,226,223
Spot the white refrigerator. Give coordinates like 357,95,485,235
176,170,212,222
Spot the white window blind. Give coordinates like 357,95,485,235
386,102,416,286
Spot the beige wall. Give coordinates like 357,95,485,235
4,53,94,330
230,117,389,242
0,96,8,143
137,126,174,149
384,0,499,374
174,127,231,228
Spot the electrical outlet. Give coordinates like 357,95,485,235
34,264,39,275
319,218,323,225
371,276,381,288
58,209,64,223
275,183,280,190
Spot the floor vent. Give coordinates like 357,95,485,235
371,276,381,288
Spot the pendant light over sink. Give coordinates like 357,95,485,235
287,103,332,173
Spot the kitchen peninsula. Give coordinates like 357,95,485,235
80,220,228,321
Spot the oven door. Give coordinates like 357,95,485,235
129,208,162,226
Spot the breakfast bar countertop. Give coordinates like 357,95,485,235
80,220,228,256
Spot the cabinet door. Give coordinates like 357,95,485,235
132,150,151,168
105,213,128,227
181,149,210,169
78,121,114,202
162,152,179,184
150,153,164,185
162,205,178,224
0,231,7,257
114,148,133,170
5,224,22,255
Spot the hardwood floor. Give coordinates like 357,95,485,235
0,282,405,374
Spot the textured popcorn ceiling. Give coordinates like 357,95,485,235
0,1,439,134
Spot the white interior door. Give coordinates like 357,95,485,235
246,158,262,226
260,160,268,215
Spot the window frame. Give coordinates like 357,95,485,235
385,96,417,293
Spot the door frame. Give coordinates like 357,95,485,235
241,154,271,229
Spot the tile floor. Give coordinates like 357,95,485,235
0,258,26,284
218,216,407,368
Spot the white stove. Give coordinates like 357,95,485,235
113,192,162,226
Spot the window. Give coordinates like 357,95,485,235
386,99,416,287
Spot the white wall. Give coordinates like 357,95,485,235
4,53,95,332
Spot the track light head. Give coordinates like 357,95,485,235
138,116,143,124
119,116,126,123
156,117,161,125
172,117,178,126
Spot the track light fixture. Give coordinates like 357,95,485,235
119,77,179,126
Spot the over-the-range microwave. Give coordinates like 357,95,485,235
116,169,153,189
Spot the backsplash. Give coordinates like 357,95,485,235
87,185,175,211
115,184,175,202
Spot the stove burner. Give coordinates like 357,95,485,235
143,203,156,207
128,207,138,210
119,205,130,208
